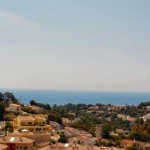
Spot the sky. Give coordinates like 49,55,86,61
0,0,150,92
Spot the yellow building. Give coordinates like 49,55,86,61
14,115,51,133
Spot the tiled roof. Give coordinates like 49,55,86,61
121,139,136,144
0,144,8,150
37,144,120,150
9,103,20,106
0,136,34,144
18,115,35,121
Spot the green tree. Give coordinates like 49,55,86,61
0,102,5,121
135,118,144,125
5,122,13,132
48,114,62,124
4,92,18,103
30,100,36,106
128,145,137,150
0,92,4,101
45,104,51,110
58,132,67,143
50,139,56,144
101,124,111,139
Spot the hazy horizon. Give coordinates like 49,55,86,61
0,87,150,94
0,0,150,92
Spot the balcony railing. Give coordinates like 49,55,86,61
20,123,46,126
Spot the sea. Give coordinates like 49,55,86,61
0,89,150,106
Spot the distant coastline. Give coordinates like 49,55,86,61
0,89,150,106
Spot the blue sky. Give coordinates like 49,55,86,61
0,0,150,91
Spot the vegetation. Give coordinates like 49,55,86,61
21,107,38,114
129,120,150,142
50,139,56,144
1,91,150,146
30,100,51,110
48,113,62,124
0,92,4,101
101,124,111,139
5,122,13,132
0,102,5,121
58,132,67,143
3,92,18,103
138,101,150,109
128,145,137,150
5,110,20,116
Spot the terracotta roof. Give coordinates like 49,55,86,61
9,103,20,106
69,136,96,142
38,144,115,150
121,139,136,144
18,115,35,121
0,136,34,144
34,116,46,121
0,144,8,150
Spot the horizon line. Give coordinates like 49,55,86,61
0,87,150,93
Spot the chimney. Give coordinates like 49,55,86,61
56,141,58,148
3,136,6,141
20,137,23,142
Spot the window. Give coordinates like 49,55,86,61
24,146,27,149
21,122,26,125
28,122,32,125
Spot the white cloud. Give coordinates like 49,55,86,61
0,7,149,92
0,9,49,44
0,9,73,45
0,9,40,28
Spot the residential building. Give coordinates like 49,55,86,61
8,104,20,111
38,144,125,150
141,114,150,122
120,139,136,149
62,118,72,124
0,144,8,150
68,135,96,146
146,106,150,111
136,141,150,150
0,136,35,150
13,115,51,133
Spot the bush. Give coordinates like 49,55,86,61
5,122,13,132
50,139,56,144
58,132,67,143
58,137,67,143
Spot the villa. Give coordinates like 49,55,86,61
0,136,35,150
8,103,20,111
13,115,51,133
